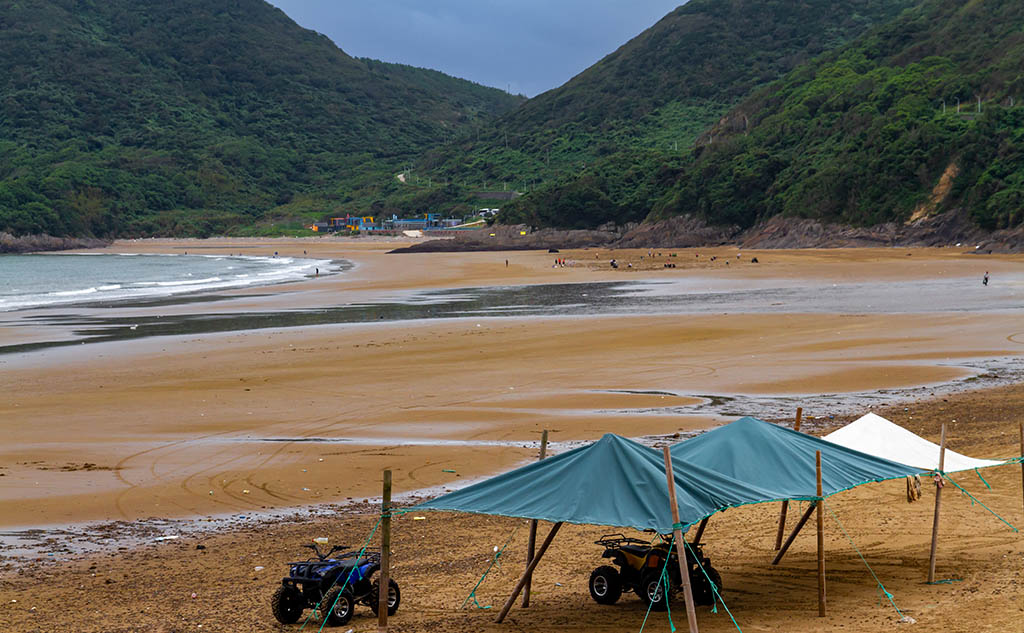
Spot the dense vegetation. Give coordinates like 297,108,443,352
0,0,521,237
420,0,917,226
7,0,1023,238
645,0,1024,231
503,0,1024,233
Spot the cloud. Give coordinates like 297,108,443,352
267,0,685,96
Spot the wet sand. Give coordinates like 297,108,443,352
1,240,1023,530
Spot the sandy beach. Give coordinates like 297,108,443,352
2,239,1024,632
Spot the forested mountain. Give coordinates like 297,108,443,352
0,0,522,237
421,0,917,227
503,0,1024,233
643,0,1024,231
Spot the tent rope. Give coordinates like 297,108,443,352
296,514,383,632
638,532,678,633
940,473,1018,532
683,539,743,632
926,577,963,585
822,501,903,619
460,523,521,610
974,467,992,490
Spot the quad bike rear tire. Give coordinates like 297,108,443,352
370,578,402,616
692,566,723,606
588,565,623,605
271,585,303,624
321,587,355,626
639,571,668,611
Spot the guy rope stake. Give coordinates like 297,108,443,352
663,446,699,633
523,429,549,608
928,423,947,584
775,407,803,550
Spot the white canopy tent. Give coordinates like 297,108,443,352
822,412,1006,472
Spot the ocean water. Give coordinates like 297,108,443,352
0,253,335,312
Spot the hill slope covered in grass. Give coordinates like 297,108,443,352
0,0,522,237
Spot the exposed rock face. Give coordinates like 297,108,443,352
388,225,620,253
390,209,1024,254
0,233,110,253
614,215,740,248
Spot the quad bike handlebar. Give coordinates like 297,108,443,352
302,543,349,561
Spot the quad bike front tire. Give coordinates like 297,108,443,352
271,585,304,624
692,566,723,606
588,565,623,605
321,587,355,626
369,578,401,616
639,571,668,611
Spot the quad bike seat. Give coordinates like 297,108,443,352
620,544,650,558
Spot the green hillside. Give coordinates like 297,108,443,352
646,0,1024,231
419,0,916,225
0,0,522,237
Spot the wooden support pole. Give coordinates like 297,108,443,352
495,522,562,623
775,407,803,550
771,501,817,565
692,517,710,547
378,469,392,633
522,429,549,608
927,423,947,584
1019,422,1023,519
816,450,825,617
663,447,700,633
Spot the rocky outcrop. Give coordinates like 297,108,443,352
388,224,619,253
389,209,1024,254
0,232,110,253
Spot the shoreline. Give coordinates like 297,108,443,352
2,240,1023,530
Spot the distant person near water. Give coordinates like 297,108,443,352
983,271,989,286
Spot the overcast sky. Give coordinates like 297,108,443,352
266,1,685,97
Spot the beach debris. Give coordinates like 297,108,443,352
554,582,563,587
242,489,250,494
10,599,16,603
208,490,214,495
442,469,457,473
154,535,180,542
413,516,426,520
899,615,917,624
190,592,198,599
254,566,264,572
302,487,311,491
196,545,206,550
318,458,324,462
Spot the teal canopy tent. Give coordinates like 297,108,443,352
411,420,927,624
669,417,923,499
413,433,783,532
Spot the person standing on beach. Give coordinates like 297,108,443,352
983,271,989,286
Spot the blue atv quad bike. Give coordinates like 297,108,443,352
271,542,400,626
588,533,721,611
